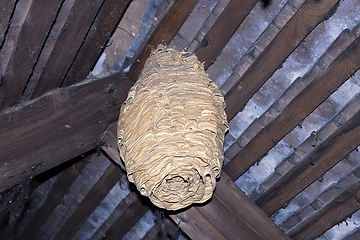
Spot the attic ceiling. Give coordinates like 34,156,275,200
1,0,360,239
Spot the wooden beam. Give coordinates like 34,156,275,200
224,0,340,121
224,34,360,182
0,73,133,192
90,192,148,240
61,0,131,87
102,123,289,240
53,162,120,240
194,0,257,69
256,109,360,215
287,179,360,240
126,0,199,82
0,0,17,46
31,0,105,99
0,0,64,109
142,217,179,240
103,194,150,239
16,157,88,240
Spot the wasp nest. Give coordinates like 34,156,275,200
117,45,228,210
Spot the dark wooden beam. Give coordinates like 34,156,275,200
0,0,17,47
90,192,148,240
31,0,105,99
256,109,360,215
142,217,179,240
194,0,257,69
126,0,199,82
0,73,133,192
61,0,131,87
287,179,360,240
16,157,88,240
0,0,64,109
102,123,289,240
224,0,340,121
103,193,150,239
53,162,120,240
224,34,360,182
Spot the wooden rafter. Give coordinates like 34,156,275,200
224,33,360,181
16,157,88,240
0,0,17,46
224,0,340,121
256,108,360,215
61,0,132,87
31,0,105,98
194,0,257,69
126,0,199,81
0,0,64,109
0,73,133,192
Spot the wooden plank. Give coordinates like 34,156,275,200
142,217,178,240
224,0,340,121
31,0,105,99
61,0,131,87
90,192,147,240
16,157,88,240
256,109,360,215
224,34,360,182
287,180,360,240
102,123,289,240
103,194,150,239
0,0,17,46
0,73,133,192
0,0,64,109
126,0,199,82
53,163,120,240
194,0,257,69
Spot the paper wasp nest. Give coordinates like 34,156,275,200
117,45,228,210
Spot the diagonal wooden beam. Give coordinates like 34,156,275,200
61,0,132,87
15,157,88,240
194,0,258,69
102,122,289,240
90,192,149,240
0,0,64,109
52,162,120,240
256,109,360,215
224,0,340,121
102,193,150,239
224,34,360,182
287,179,360,240
126,0,199,82
0,0,17,47
31,0,105,99
0,73,133,192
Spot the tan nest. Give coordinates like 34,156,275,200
118,45,228,210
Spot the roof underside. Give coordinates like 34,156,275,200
1,0,360,239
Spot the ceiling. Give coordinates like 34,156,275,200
1,0,360,239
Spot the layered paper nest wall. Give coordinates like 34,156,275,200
118,45,228,210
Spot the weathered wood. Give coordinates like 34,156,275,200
53,163,120,240
17,157,88,240
224,0,340,121
142,217,178,240
61,0,131,87
90,192,141,240
102,123,289,240
194,0,257,69
126,0,199,82
0,73,133,192
224,35,360,182
101,122,125,170
103,193,150,239
256,109,360,215
0,0,64,109
0,0,17,46
31,0,105,99
287,179,360,240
